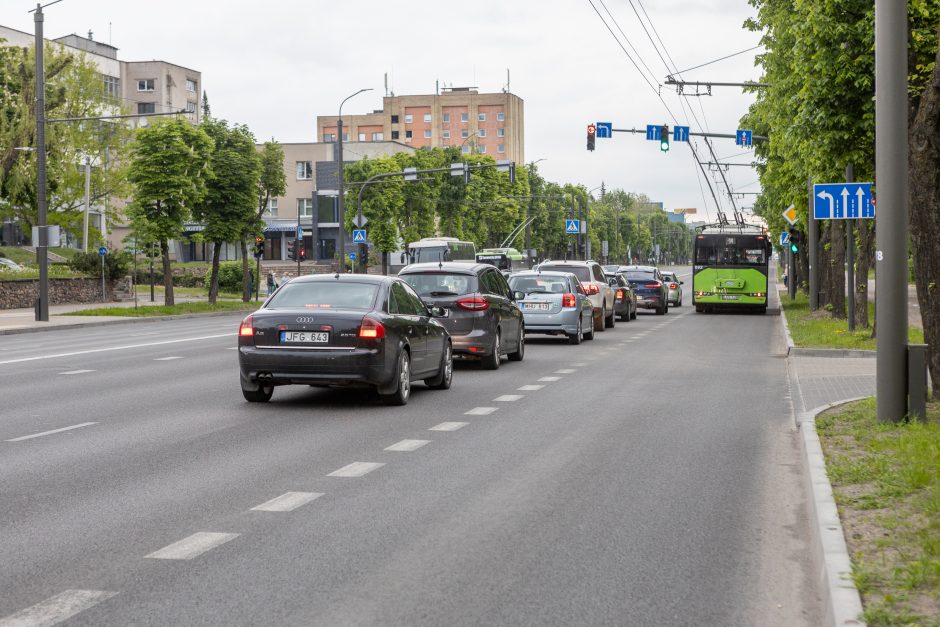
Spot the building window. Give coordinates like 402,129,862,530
478,129,486,138
297,198,313,217
102,75,120,98
186,79,197,93
423,113,432,123
497,128,505,138
342,132,348,142
478,144,487,154
442,130,451,139
391,130,400,140
404,114,413,124
497,111,505,121
497,144,505,153
372,132,384,141
264,198,278,217
423,129,431,138
185,101,197,113
137,78,155,92
323,133,335,142
461,129,469,139
296,161,312,180
442,113,450,123
318,196,338,222
462,145,471,154
358,133,366,142
460,112,469,123
137,102,155,114
391,115,399,124
478,112,486,122
405,130,413,139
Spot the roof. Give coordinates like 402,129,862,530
290,273,391,284
399,262,488,274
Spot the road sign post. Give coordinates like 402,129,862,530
845,164,856,332
98,246,107,302
808,177,819,310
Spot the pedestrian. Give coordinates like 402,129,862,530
266,271,276,294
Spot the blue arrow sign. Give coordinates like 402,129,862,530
735,129,753,146
673,126,690,142
97,246,108,256
813,182,874,220
779,232,790,246
565,219,580,234
296,226,303,239
596,122,612,139
348,252,356,261
352,229,367,243
645,125,661,141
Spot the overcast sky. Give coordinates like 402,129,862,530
1,0,763,223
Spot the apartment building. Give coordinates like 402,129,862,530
317,87,525,165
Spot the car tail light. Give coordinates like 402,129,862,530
582,283,599,295
747,292,766,298
562,293,577,308
238,314,254,337
615,289,624,299
455,295,489,311
358,316,386,339
644,281,662,289
669,283,678,289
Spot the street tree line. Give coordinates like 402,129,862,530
742,0,940,394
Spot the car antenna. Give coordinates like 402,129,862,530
438,260,443,270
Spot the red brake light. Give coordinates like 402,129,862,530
358,316,386,339
644,282,662,288
670,283,678,289
615,289,624,299
582,283,599,295
239,314,254,337
455,295,489,311
562,293,577,308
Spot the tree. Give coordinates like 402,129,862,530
192,119,260,304
250,140,286,300
127,118,213,306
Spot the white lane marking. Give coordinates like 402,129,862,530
327,461,385,477
429,421,468,431
384,439,431,452
464,407,497,416
555,369,577,374
0,589,118,627
0,333,232,366
250,491,323,512
5,422,98,442
58,369,95,375
538,376,561,382
154,356,183,361
493,394,523,402
572,362,587,367
518,384,544,391
226,347,238,350
145,532,239,560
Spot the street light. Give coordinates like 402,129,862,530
336,87,373,272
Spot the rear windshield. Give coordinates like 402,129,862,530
539,265,590,281
626,272,655,282
509,276,570,294
400,272,475,297
267,282,378,309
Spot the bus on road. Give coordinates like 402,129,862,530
692,224,772,314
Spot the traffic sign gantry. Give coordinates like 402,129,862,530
813,182,874,220
565,219,580,234
735,129,753,146
782,204,798,225
596,122,612,138
352,229,367,243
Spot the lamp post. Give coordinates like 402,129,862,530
31,2,50,321
335,88,372,272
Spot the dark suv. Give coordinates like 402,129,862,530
620,265,669,315
399,262,524,369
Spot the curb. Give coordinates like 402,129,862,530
800,400,868,627
0,309,253,336
789,347,876,359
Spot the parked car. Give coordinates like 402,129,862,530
535,260,616,331
660,271,683,307
508,270,595,344
399,262,524,370
0,258,25,272
604,272,637,321
237,274,453,405
620,265,669,315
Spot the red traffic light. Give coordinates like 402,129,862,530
587,124,596,136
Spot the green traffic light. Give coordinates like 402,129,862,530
660,139,669,152
790,242,798,253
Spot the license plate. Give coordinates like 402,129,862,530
523,302,551,311
280,331,329,344
720,294,740,300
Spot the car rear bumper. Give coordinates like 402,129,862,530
238,345,394,388
521,309,581,335
636,295,662,309
450,328,496,357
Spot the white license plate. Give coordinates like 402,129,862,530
523,302,551,311
720,294,740,301
281,331,329,344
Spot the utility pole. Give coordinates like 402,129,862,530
808,177,819,310
846,163,855,332
32,2,49,322
875,0,908,423
82,156,91,251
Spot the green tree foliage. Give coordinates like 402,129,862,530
127,118,213,306
68,249,131,281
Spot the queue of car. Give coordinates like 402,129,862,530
236,260,678,405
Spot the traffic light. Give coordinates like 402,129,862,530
587,124,596,152
660,125,670,152
299,241,306,261
254,236,264,259
287,239,297,261
788,228,801,253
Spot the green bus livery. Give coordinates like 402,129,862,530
692,225,772,314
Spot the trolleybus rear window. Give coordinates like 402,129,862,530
695,236,767,266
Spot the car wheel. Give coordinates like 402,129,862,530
241,381,273,403
673,298,681,307
425,342,453,390
630,304,637,320
583,312,595,340
594,305,605,332
481,330,501,370
656,303,666,315
605,306,616,328
380,350,411,405
695,305,705,313
508,326,525,362
568,317,583,345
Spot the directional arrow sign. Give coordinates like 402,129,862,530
813,182,874,220
779,231,790,246
735,129,753,146
673,126,690,142
645,125,661,141
565,219,580,234
352,229,367,243
782,204,798,225
596,122,612,139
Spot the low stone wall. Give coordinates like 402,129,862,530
0,277,113,310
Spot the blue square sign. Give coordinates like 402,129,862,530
565,219,580,234
352,229,367,243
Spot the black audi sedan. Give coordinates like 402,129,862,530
238,274,452,405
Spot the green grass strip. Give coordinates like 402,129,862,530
63,300,255,317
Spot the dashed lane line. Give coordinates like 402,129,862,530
154,356,183,361
5,422,98,442
538,376,561,382
58,369,95,375
429,422,468,431
555,369,577,374
384,439,431,452
0,589,118,627
145,532,239,560
493,395,523,402
517,385,544,391
250,492,323,512
327,462,385,477
465,407,498,416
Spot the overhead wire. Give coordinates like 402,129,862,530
597,0,662,89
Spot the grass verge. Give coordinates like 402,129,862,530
781,290,924,350
63,301,255,317
817,398,940,626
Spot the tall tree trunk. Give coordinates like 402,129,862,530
160,239,174,306
208,241,223,304
819,222,833,306
798,224,810,295
909,33,940,397
240,239,251,302
830,220,846,318
853,219,872,329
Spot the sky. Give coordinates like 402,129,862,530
1,0,764,224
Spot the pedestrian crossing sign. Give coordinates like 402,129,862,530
352,229,367,243
565,219,580,234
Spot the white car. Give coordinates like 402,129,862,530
660,271,684,307
536,260,616,331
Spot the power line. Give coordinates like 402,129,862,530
671,45,763,76
597,0,661,88
585,0,660,95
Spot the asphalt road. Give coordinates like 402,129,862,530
0,267,820,626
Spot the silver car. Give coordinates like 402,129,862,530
536,260,616,331
660,271,684,307
509,271,594,344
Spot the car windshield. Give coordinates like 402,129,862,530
626,272,655,282
509,276,568,294
401,272,474,297
266,282,378,309
539,265,590,281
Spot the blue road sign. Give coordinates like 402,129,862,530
596,122,612,139
779,232,790,246
735,129,753,146
352,229,367,243
296,225,303,239
565,219,580,234
813,182,874,220
97,246,107,256
645,124,661,141
348,252,356,261
673,126,690,142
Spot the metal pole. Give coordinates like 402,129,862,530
149,244,155,302
255,257,261,301
875,0,909,423
296,212,301,276
82,157,91,251
788,245,796,300
808,176,819,310
100,254,106,302
336,117,345,272
846,163,855,332
584,197,591,260
34,4,49,322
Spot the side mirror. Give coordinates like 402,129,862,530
680,280,684,285
400,253,406,264
513,290,525,301
429,306,449,318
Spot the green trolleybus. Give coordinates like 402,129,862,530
692,224,772,314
